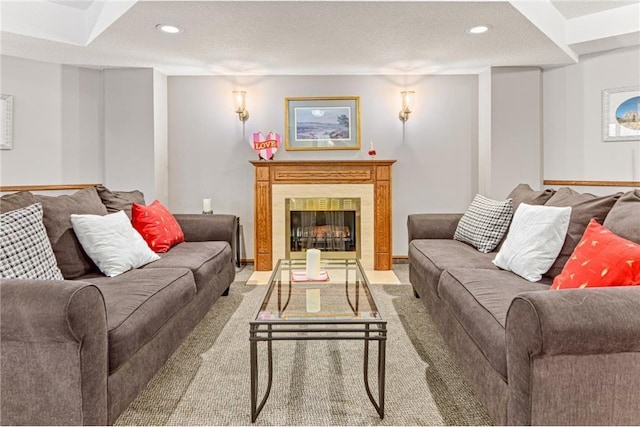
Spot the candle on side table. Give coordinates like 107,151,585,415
203,198,212,214
305,249,321,280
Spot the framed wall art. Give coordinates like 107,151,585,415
285,96,360,150
603,86,640,142
1,94,13,150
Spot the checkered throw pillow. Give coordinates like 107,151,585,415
454,195,514,253
1,203,64,280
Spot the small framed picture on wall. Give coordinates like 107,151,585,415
1,94,13,150
603,86,640,142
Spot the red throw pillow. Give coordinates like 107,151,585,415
551,219,640,290
131,200,184,253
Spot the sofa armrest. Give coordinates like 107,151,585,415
506,287,640,425
407,213,463,243
174,214,237,246
1,279,108,425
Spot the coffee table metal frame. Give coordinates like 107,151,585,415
249,259,387,422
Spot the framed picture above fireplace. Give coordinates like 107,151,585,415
285,96,361,150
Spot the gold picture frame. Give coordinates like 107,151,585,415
285,96,361,151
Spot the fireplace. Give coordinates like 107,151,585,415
286,197,360,259
251,160,395,271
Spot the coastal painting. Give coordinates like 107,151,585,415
285,97,360,150
603,86,640,142
294,107,351,141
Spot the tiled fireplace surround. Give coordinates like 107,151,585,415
251,160,395,271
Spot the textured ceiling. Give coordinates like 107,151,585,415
550,0,637,19
1,1,638,76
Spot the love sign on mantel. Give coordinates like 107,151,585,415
251,132,281,160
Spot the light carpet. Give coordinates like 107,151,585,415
116,265,492,426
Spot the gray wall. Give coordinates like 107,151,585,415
543,46,640,188
0,56,103,185
153,70,169,204
167,75,479,258
104,68,157,202
10,49,635,260
490,67,543,199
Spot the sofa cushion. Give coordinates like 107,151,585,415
507,183,556,211
544,187,620,278
438,268,551,380
454,194,513,253
71,211,160,277
0,191,38,214
551,219,640,290
35,188,108,279
95,185,145,219
495,184,557,251
82,267,196,373
132,200,185,253
0,203,64,280
142,241,232,293
603,189,640,244
493,204,571,282
409,239,497,295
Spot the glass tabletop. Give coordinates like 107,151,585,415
254,259,382,323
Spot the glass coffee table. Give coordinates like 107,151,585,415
250,258,387,422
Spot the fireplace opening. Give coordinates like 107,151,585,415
285,198,361,259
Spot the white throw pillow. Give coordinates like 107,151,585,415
71,211,160,277
493,203,571,281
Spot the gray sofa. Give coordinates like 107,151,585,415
0,187,237,425
408,185,640,425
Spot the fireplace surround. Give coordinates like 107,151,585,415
251,160,395,271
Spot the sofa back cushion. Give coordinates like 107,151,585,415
544,187,621,278
95,185,145,219
603,189,640,244
507,183,555,211
0,191,38,214
35,187,108,279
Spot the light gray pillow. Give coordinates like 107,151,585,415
454,194,513,253
0,203,64,280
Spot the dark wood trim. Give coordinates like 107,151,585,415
543,180,640,188
0,184,100,192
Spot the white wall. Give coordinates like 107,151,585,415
544,46,640,188
167,75,479,259
11,48,635,260
490,67,543,199
153,70,169,204
0,55,103,185
478,68,492,196
104,68,162,202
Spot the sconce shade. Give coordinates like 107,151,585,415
399,90,415,122
232,90,249,122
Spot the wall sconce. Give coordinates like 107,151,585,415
232,90,249,122
399,90,415,123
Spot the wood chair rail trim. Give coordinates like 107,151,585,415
543,180,640,188
0,184,100,192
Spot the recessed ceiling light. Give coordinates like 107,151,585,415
467,25,491,34
156,24,182,34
